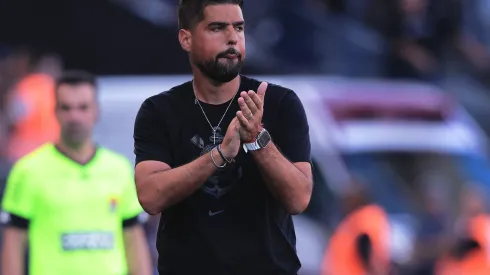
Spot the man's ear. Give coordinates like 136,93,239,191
178,29,192,52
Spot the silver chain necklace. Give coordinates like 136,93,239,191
193,81,240,144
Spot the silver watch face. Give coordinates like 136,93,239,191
257,130,271,148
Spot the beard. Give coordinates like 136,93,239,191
194,48,244,83
61,124,90,147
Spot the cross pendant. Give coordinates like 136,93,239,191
213,130,216,144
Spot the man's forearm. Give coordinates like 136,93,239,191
1,228,27,275
124,226,153,275
140,148,225,214
251,142,312,214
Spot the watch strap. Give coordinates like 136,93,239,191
243,141,260,153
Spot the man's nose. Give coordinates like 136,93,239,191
67,109,85,121
226,27,238,45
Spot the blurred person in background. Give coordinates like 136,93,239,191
380,0,490,81
0,45,13,153
453,185,489,248
35,53,63,79
0,46,15,270
408,185,449,275
0,71,16,195
133,0,312,274
2,46,33,82
0,51,11,159
435,185,490,274
0,70,152,275
322,180,391,275
5,48,60,162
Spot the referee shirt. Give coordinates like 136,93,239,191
1,143,145,275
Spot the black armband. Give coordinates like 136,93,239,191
1,211,29,229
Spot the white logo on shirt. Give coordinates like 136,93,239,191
61,232,114,251
208,210,225,216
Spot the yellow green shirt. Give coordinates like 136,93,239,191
1,143,144,275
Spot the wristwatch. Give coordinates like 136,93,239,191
243,128,271,153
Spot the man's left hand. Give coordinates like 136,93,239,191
236,81,268,142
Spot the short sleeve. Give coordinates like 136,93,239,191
133,97,173,166
1,161,37,220
273,91,311,163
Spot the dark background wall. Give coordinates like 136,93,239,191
0,0,194,75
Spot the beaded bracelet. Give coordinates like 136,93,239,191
217,144,234,164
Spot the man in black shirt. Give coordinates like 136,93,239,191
133,1,313,274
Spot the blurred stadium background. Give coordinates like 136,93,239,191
3,0,490,274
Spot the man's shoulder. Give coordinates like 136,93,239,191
13,143,57,170
241,75,294,97
7,144,56,185
143,80,193,107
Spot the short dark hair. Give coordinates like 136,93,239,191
55,70,97,91
178,0,244,30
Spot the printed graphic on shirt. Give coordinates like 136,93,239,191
109,196,118,213
191,127,242,199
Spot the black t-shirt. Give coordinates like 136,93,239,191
133,75,311,275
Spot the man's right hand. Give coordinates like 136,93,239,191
220,117,241,161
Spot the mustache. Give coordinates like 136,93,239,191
216,48,242,59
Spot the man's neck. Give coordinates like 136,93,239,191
192,73,241,105
56,140,96,164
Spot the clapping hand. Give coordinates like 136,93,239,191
220,117,242,161
236,81,268,142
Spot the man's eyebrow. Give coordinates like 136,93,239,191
208,22,228,27
208,21,245,27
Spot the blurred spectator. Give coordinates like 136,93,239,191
409,187,448,275
5,49,61,162
377,0,490,81
35,53,63,79
453,185,489,242
0,73,13,160
435,186,490,274
0,78,15,161
3,47,34,82
322,181,391,275
0,48,15,199
272,0,321,71
0,46,14,273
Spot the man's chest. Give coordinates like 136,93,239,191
165,110,268,207
172,108,237,161
169,102,276,162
